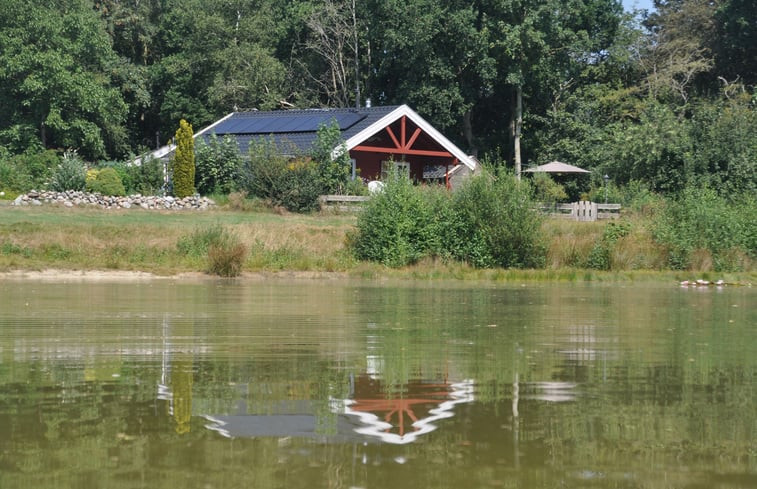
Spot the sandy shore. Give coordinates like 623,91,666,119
0,268,350,282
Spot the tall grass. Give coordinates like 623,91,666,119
1,188,754,280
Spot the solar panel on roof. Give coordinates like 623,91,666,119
212,112,366,135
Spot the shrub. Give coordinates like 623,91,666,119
49,150,86,191
0,158,22,191
311,121,352,194
195,134,242,195
86,167,126,196
653,186,755,271
1,150,60,191
350,171,547,269
532,173,568,205
208,240,248,277
351,175,442,267
451,172,546,268
177,224,227,257
586,221,631,270
177,224,247,277
241,139,322,212
128,156,164,195
172,119,195,198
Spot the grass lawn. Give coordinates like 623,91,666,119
1,204,754,283
0,205,358,275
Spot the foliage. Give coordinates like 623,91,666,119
531,173,568,205
351,175,442,267
311,121,352,194
177,224,228,257
177,223,248,277
172,119,195,198
351,171,546,269
127,156,164,195
587,221,632,270
450,172,546,269
0,0,754,204
0,0,128,159
240,138,322,212
86,167,126,196
652,186,755,271
49,150,86,192
208,237,248,277
195,133,242,195
0,150,60,191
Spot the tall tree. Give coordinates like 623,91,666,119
365,0,496,154
641,0,715,105
713,0,757,86
302,0,361,107
0,0,128,159
172,119,195,198
486,0,623,176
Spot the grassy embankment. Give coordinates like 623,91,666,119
0,204,754,282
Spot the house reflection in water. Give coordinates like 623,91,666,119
202,374,474,445
340,375,475,445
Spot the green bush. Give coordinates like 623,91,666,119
351,171,546,269
586,221,631,270
450,172,546,268
177,224,247,277
172,119,195,198
0,150,60,191
177,224,227,257
49,150,86,191
0,158,22,191
351,175,443,267
195,134,242,195
531,173,568,205
653,186,755,271
86,167,126,196
241,139,322,212
129,156,164,195
311,121,352,194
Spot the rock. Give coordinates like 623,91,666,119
7,191,215,211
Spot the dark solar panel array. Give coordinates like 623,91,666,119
213,112,366,135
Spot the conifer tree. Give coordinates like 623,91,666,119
173,119,195,198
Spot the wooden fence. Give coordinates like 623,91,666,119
320,195,620,221
319,194,370,212
538,202,621,221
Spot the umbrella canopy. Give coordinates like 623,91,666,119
523,161,590,174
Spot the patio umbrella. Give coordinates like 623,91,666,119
523,161,590,174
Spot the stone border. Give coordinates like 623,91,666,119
11,190,215,210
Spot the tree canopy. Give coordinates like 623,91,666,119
0,0,754,196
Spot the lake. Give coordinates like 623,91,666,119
0,278,755,488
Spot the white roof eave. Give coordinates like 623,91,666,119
132,112,236,165
338,105,476,171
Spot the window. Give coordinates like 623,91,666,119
381,160,410,180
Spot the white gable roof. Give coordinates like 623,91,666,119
339,105,476,171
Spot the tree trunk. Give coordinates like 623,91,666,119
513,84,523,180
463,109,477,158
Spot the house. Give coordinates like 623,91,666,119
141,104,477,189
201,375,475,445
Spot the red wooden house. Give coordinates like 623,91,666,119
143,104,478,189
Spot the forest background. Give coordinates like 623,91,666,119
0,0,755,197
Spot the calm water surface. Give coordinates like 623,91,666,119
0,279,754,488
